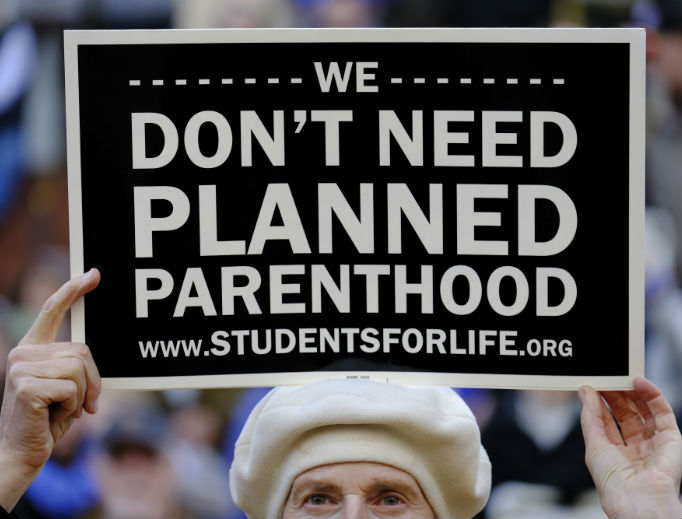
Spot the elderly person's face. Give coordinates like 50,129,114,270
281,462,435,518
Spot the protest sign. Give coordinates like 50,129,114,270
65,28,645,390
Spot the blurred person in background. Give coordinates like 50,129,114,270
480,390,602,518
645,211,682,421
637,0,682,279
11,390,160,518
0,4,36,222
174,0,294,28
163,388,241,518
632,0,682,422
8,247,70,344
91,406,184,519
173,0,386,29
18,0,81,179
93,0,171,29
383,0,552,28
0,1,80,316
291,0,388,28
14,374,238,518
13,411,98,519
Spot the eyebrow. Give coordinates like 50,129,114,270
291,482,341,502
366,480,421,501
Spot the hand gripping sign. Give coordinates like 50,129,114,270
65,28,645,390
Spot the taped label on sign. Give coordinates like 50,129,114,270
65,28,645,390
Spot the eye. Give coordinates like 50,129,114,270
306,494,329,506
382,495,403,506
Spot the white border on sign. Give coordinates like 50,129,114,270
101,372,644,392
628,31,646,392
65,33,85,343
65,26,643,45
64,28,645,391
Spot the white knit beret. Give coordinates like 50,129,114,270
229,379,491,519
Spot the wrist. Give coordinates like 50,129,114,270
0,440,43,512
604,493,682,519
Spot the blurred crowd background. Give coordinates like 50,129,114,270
0,0,680,517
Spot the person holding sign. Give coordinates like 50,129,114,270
0,271,681,518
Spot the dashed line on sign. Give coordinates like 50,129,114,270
129,76,567,88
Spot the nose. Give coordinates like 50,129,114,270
340,496,372,518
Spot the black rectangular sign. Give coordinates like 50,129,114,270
65,28,645,390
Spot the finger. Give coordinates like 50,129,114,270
579,385,623,454
46,381,80,424
20,268,101,346
12,342,101,414
16,376,79,421
12,358,87,419
602,390,647,444
630,393,658,438
632,376,680,434
50,417,75,443
40,358,87,419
